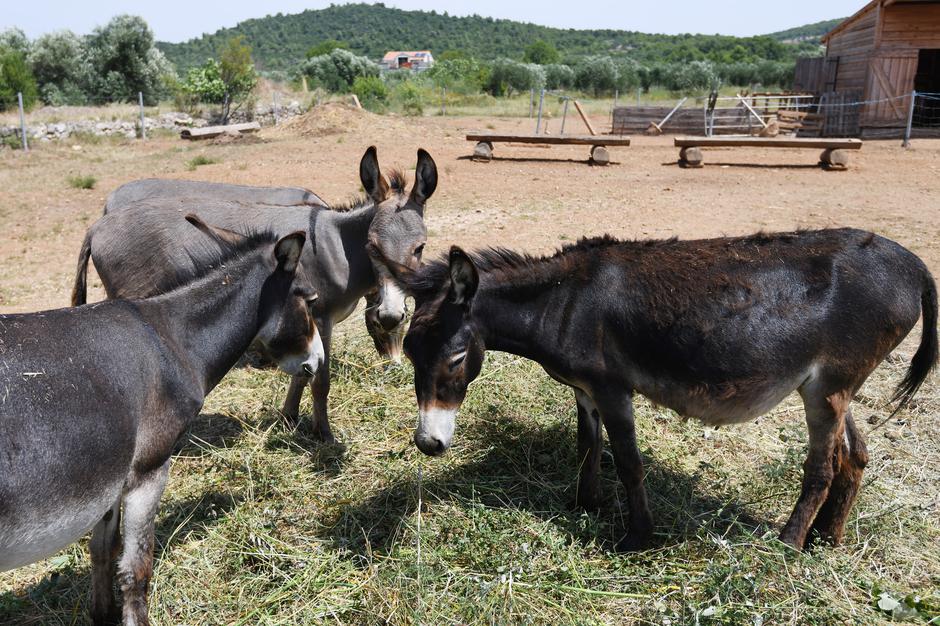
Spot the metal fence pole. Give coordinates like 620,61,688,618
903,90,917,148
535,89,545,134
636,87,641,107
138,92,146,140
441,87,446,116
560,98,569,135
17,92,28,152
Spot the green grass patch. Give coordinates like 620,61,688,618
0,318,936,624
186,155,219,171
66,174,97,190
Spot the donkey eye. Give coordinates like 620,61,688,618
414,244,425,258
448,351,466,369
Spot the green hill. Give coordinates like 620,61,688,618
157,3,823,73
766,18,843,44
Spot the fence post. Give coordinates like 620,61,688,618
17,92,28,152
560,98,569,135
529,89,535,118
441,87,446,116
535,89,545,134
636,87,641,107
903,90,916,148
138,92,146,140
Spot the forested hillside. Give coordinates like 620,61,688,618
158,3,824,72
767,18,843,44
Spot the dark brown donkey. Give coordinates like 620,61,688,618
0,218,322,625
383,229,937,551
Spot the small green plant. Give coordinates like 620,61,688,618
67,175,97,190
394,81,424,116
186,155,218,171
1,134,22,150
351,75,388,112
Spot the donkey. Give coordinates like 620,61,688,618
0,216,323,625
72,147,436,442
382,229,938,552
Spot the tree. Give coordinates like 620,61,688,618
0,47,39,111
218,36,258,121
28,31,86,105
543,63,574,90
523,39,560,65
574,56,618,95
299,49,379,92
82,15,175,105
0,28,30,56
486,58,544,96
306,39,347,58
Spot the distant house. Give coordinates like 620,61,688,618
381,50,434,71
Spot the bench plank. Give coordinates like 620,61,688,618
674,136,862,150
467,132,632,146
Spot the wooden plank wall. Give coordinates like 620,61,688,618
826,7,878,93
794,57,826,92
612,107,706,134
881,3,940,50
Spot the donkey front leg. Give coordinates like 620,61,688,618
281,374,308,428
307,322,335,443
118,460,170,626
573,389,603,511
595,391,654,551
89,500,121,626
779,388,850,550
808,409,868,545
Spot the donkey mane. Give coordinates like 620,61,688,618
325,168,409,213
148,228,280,298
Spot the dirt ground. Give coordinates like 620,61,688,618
1,110,938,314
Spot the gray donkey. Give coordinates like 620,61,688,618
73,147,436,442
1,217,323,625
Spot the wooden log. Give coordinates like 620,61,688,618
678,146,704,168
473,141,493,162
674,136,862,149
590,145,610,166
180,122,261,140
820,148,850,169
572,100,597,136
466,132,631,146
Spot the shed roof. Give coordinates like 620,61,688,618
381,50,433,62
821,0,940,43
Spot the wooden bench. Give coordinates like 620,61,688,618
674,136,863,169
466,132,632,165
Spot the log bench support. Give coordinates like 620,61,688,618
473,141,494,162
590,145,610,166
675,136,862,170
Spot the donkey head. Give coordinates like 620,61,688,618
401,247,484,456
361,146,437,332
185,215,324,378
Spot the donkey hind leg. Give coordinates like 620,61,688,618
595,392,654,552
809,409,868,546
779,388,850,550
573,389,603,511
118,460,170,626
89,500,122,626
308,324,335,443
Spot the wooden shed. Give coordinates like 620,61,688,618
797,0,940,134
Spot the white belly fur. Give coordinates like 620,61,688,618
0,480,124,572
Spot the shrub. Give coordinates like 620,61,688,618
661,60,718,94
394,81,423,116
426,58,489,92
574,56,618,96
82,15,175,105
186,155,218,171
67,175,97,190
352,75,388,111
299,49,379,93
28,31,87,106
306,39,347,59
523,40,560,65
543,64,574,90
0,47,39,112
486,58,544,96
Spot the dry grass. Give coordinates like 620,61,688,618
1,313,936,624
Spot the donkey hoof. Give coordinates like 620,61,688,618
615,529,653,552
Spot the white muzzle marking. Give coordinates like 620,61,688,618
279,327,325,376
416,405,457,450
378,278,407,325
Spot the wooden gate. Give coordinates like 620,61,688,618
864,53,917,126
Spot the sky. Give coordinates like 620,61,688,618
3,0,863,42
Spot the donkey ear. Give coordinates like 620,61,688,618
185,214,247,246
410,148,438,208
447,247,478,306
274,231,306,273
359,145,390,204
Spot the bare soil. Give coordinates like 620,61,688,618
1,113,938,314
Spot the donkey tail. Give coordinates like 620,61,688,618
71,230,93,306
891,271,939,411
